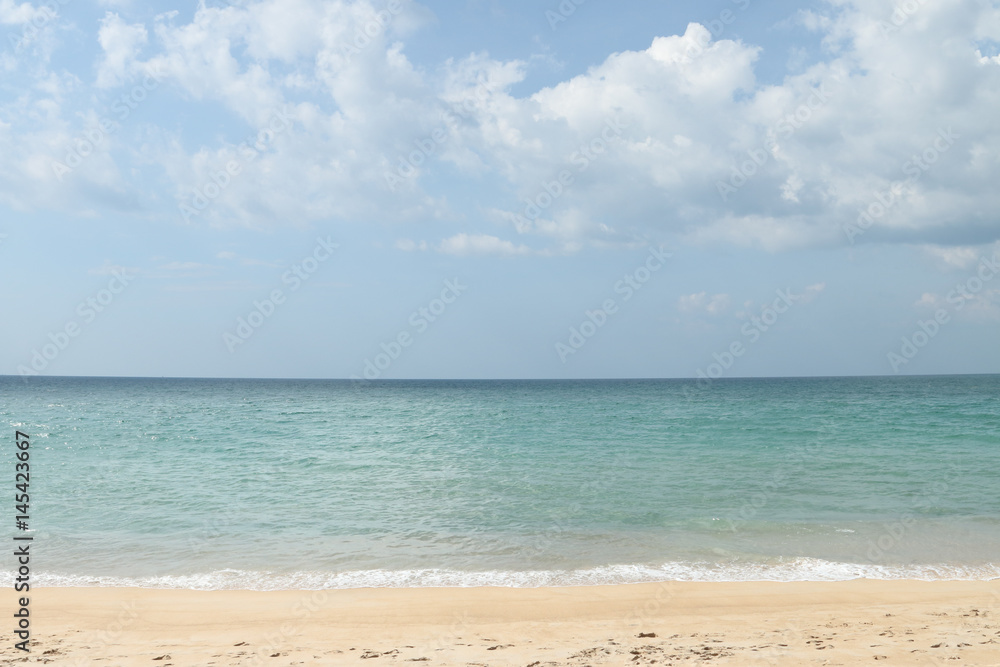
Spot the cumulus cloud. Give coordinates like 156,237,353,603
2,0,1000,254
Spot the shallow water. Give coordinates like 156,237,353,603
3,375,999,589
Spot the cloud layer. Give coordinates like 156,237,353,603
2,0,999,255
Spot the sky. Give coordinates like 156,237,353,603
1,0,999,380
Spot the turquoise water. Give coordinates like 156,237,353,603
2,375,999,589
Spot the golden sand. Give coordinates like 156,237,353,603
4,580,1000,665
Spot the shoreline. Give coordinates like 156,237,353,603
20,558,1000,590
6,580,1000,665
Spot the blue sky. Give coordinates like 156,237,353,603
2,0,999,379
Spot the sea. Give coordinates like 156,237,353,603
2,374,999,590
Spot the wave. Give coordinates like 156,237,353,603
10,558,1000,590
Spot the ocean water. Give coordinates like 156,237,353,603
2,375,999,590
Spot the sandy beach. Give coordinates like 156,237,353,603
4,580,999,666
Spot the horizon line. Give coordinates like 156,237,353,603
3,372,997,382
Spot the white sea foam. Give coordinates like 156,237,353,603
10,560,1000,591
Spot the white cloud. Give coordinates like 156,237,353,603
916,287,1000,321
214,250,282,267
0,0,50,25
159,261,216,271
88,261,137,276
491,207,637,253
437,233,533,257
395,238,428,252
483,1,1000,251
678,291,731,315
780,173,804,203
966,289,1000,320
96,12,148,88
923,244,989,270
795,9,832,33
797,282,826,304
915,292,943,308
2,0,1000,255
